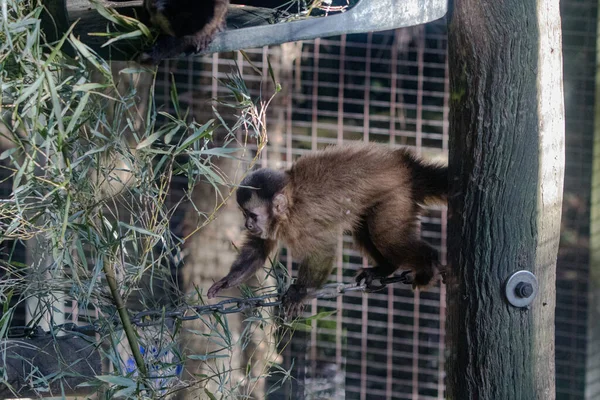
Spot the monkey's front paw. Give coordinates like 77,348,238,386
281,284,307,319
207,278,229,299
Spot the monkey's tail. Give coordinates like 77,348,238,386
399,150,448,204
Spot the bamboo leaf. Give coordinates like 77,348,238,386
174,120,215,154
66,92,90,133
73,83,109,92
102,30,143,47
114,386,137,397
188,353,229,361
69,34,110,76
44,69,66,140
0,147,17,160
204,389,218,400
164,124,181,144
43,21,78,66
240,50,262,75
170,74,180,118
96,375,136,387
136,131,163,149
119,67,147,75
118,221,161,238
14,74,43,105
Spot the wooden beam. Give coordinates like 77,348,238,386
446,0,564,397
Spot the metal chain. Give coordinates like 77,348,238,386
4,272,413,338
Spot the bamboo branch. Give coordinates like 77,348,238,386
103,261,148,377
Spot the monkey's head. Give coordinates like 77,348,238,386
236,168,289,240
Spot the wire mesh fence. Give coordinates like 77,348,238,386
154,21,448,399
0,0,596,397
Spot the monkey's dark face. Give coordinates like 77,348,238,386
236,168,289,240
239,195,272,239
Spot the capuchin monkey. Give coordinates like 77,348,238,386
207,142,448,316
140,0,229,64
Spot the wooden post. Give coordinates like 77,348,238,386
586,4,600,397
446,0,564,398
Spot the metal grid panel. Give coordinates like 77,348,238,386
557,0,598,398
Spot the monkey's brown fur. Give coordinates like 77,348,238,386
207,142,447,316
140,0,229,65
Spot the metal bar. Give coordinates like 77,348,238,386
363,32,373,143
308,38,321,383
386,285,395,399
207,0,447,54
416,27,425,153
360,258,369,400
338,34,347,144
336,232,344,369
412,290,421,399
311,39,321,151
389,30,400,147
335,37,346,379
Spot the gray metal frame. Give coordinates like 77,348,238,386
208,0,447,52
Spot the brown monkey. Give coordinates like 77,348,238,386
207,143,447,316
140,0,229,64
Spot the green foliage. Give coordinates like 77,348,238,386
0,0,290,398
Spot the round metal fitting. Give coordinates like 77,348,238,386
504,270,538,308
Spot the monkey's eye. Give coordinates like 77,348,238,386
247,212,257,220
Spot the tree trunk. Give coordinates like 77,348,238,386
446,0,564,398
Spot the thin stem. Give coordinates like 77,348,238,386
103,260,148,377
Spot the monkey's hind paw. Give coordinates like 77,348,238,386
355,268,388,292
281,284,307,320
411,263,443,290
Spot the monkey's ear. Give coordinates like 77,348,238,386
272,193,288,216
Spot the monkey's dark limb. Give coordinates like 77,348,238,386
355,240,442,290
139,35,189,65
397,148,448,203
140,0,229,65
140,29,224,65
207,236,276,298
281,250,335,318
